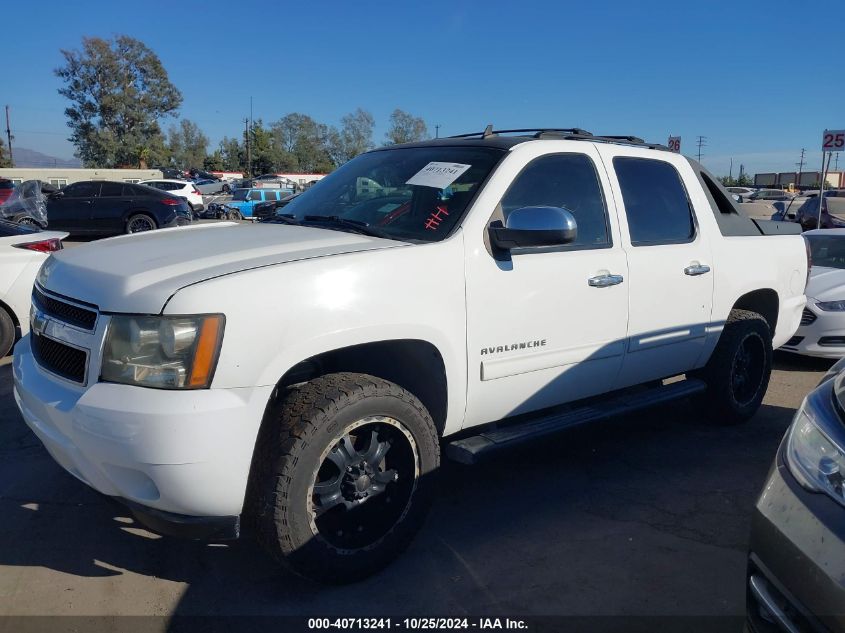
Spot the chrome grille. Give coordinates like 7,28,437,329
32,286,97,330
800,308,817,326
31,333,87,383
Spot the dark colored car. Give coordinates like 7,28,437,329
45,181,191,235
795,197,845,231
747,358,845,632
253,192,300,220
0,179,14,205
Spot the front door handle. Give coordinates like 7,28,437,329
684,264,711,276
588,273,624,288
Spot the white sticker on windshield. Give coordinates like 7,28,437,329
405,162,472,189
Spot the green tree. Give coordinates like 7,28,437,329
385,108,428,145
168,119,209,169
332,108,374,164
270,113,334,173
218,136,244,172
203,149,225,171
0,138,11,168
55,35,183,168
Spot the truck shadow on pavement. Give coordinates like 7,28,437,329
0,362,803,620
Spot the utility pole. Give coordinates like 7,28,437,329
729,157,733,182
739,163,745,184
796,148,806,188
696,135,707,162
5,105,13,168
435,124,440,139
243,118,251,178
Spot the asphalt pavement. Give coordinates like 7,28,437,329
0,351,833,629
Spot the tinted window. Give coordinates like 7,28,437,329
0,180,14,190
128,185,154,196
100,182,125,197
806,235,845,270
500,153,610,248
248,190,262,201
63,182,99,198
614,157,694,245
264,191,278,201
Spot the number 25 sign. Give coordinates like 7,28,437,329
822,130,845,152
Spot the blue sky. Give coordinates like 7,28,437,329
5,0,843,176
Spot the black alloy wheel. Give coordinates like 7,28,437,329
309,416,418,553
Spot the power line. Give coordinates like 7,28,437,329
796,148,806,185
5,106,14,168
696,135,707,162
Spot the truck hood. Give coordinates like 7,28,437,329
807,266,845,302
38,222,405,313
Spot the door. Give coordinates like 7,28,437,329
600,150,714,388
47,181,100,232
91,181,132,233
464,148,630,427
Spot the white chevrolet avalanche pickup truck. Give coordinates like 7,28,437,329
14,128,807,583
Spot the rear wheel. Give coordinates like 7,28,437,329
222,184,230,193
694,310,772,425
252,373,440,583
126,214,157,234
0,308,15,357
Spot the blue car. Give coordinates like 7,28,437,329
225,188,294,219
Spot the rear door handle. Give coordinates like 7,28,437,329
684,264,711,276
588,273,624,288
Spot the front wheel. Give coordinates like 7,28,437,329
227,209,243,221
252,373,440,583
694,310,772,425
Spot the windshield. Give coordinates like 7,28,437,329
231,189,249,201
807,235,845,270
277,146,505,242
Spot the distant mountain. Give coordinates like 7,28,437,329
12,147,81,168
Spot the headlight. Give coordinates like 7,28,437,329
785,403,845,507
101,314,225,389
816,300,845,311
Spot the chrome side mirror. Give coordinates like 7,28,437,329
489,206,577,250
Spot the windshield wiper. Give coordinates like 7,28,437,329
262,213,299,224
302,215,389,239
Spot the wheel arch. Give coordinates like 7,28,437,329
731,288,779,336
270,339,449,436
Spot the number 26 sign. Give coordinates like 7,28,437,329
822,130,845,152
667,136,681,153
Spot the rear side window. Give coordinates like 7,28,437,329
63,182,99,198
100,182,125,197
264,191,278,201
248,190,262,201
614,157,695,245
500,153,610,248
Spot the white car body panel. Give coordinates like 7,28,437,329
140,179,204,210
781,265,845,358
14,139,809,518
0,229,68,340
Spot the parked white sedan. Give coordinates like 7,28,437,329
781,229,845,358
0,220,68,357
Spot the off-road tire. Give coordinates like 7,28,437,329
251,372,440,583
695,309,772,425
0,308,15,357
228,209,243,221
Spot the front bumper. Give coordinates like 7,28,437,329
781,301,845,359
13,334,273,519
747,385,845,632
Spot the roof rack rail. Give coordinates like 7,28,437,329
447,127,670,151
449,127,593,139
